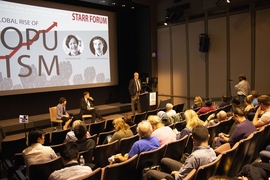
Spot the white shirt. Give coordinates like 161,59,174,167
48,161,92,180
235,80,250,96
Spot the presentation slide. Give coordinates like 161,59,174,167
0,1,117,96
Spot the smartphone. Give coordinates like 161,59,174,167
107,135,112,142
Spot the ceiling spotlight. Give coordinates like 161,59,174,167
131,6,135,9
111,2,116,5
227,0,230,3
121,4,125,7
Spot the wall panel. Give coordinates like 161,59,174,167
255,9,270,94
230,13,252,96
208,17,227,98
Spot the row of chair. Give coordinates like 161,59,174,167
198,104,232,121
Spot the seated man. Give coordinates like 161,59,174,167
22,129,57,176
233,162,270,180
204,110,228,127
114,120,160,162
252,94,270,128
142,125,216,180
48,142,92,180
74,124,95,152
79,91,105,123
65,120,91,142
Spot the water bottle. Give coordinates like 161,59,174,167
79,155,85,166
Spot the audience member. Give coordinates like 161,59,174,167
233,162,270,180
22,129,57,176
157,111,170,126
142,125,216,180
48,142,92,180
192,96,203,110
122,114,135,126
165,103,176,117
213,108,256,148
79,91,105,123
108,117,133,143
114,120,160,162
65,120,90,142
250,90,259,106
259,145,270,163
242,95,255,115
252,94,270,128
204,110,227,127
74,124,95,151
56,97,73,130
218,95,231,108
176,109,204,140
147,115,176,146
197,98,217,115
234,74,250,105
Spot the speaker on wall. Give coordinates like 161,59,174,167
199,34,210,52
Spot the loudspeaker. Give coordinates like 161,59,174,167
199,34,209,52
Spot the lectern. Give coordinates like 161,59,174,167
140,92,157,112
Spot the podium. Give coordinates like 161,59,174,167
140,92,158,112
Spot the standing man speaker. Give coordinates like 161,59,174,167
129,72,142,115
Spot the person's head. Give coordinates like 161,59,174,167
83,91,90,98
194,96,203,107
184,109,204,130
221,95,230,103
257,95,270,110
147,115,164,131
244,95,253,105
60,142,79,164
166,103,173,111
72,120,84,130
216,110,227,121
231,97,240,107
137,120,153,139
233,108,245,122
93,37,104,55
134,72,139,80
59,97,67,105
28,129,45,146
74,124,87,141
250,90,259,99
192,125,209,146
205,98,213,106
65,35,79,54
122,114,133,125
238,74,246,81
208,175,232,180
113,117,130,132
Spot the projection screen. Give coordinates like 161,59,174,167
0,0,118,96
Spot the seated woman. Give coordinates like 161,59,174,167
56,97,73,130
197,98,217,115
242,94,255,115
213,108,256,148
192,96,203,110
176,109,204,140
107,118,133,143
65,120,90,142
147,115,176,146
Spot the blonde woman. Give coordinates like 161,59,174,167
109,118,133,143
243,95,255,114
147,115,176,146
176,109,204,140
193,96,203,109
65,120,90,142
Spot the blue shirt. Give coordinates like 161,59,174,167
128,136,160,157
176,146,216,180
